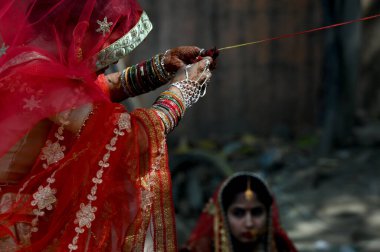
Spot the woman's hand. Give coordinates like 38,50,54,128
168,57,213,108
169,56,213,84
162,46,202,74
170,57,213,83
152,57,214,134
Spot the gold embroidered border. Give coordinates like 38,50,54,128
124,109,159,252
146,109,176,252
96,11,153,70
124,109,176,251
155,167,176,251
143,110,165,251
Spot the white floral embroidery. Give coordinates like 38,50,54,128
1,75,43,96
31,185,57,213
29,113,70,233
0,43,9,57
30,172,58,233
40,140,65,166
118,113,132,132
23,95,41,111
75,203,97,229
68,113,130,251
96,17,113,36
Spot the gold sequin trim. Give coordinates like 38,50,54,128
96,12,153,70
124,109,176,251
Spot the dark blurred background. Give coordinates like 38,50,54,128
118,0,380,251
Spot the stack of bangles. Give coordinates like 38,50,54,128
120,52,173,97
152,90,186,134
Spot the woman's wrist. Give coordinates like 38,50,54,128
152,89,186,134
119,54,174,98
160,49,175,78
170,60,212,108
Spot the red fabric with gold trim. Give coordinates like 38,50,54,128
0,0,143,157
0,0,179,251
0,103,177,251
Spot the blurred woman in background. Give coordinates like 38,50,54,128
182,172,297,252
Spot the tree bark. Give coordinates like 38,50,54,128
319,0,361,155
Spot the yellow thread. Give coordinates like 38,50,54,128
218,40,267,51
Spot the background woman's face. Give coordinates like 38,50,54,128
227,192,267,243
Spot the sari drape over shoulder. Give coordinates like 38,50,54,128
0,0,176,251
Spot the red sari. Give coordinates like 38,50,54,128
182,172,297,252
0,0,176,251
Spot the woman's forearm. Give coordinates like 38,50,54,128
102,54,173,102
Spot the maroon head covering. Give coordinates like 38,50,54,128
182,172,298,252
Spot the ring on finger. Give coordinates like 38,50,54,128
185,65,191,80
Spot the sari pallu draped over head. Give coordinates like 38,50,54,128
182,172,297,252
0,0,152,157
0,0,177,251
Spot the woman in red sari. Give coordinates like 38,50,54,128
0,0,213,251
182,172,297,252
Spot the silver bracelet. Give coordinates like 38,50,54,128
171,60,211,108
160,49,174,79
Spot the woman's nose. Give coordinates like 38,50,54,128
244,213,254,228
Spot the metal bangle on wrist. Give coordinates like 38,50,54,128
170,59,212,109
160,49,175,80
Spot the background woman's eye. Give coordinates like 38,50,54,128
232,208,245,218
251,207,264,217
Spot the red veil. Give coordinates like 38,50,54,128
0,1,176,251
0,0,146,157
182,172,297,252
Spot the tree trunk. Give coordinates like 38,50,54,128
319,0,361,156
